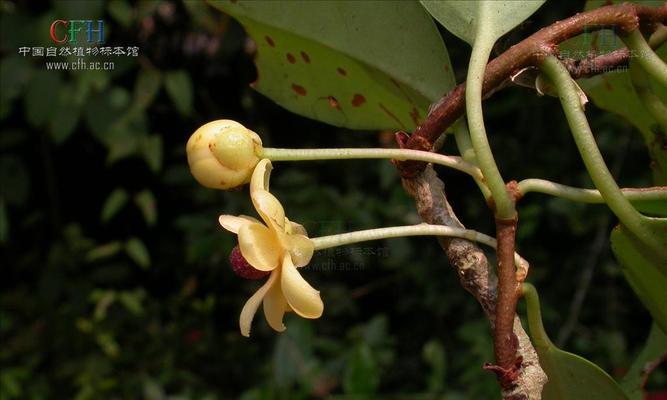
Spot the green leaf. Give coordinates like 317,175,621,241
422,339,446,392
118,289,145,316
125,237,150,269
85,241,123,262
620,323,667,399
107,0,134,29
610,225,667,333
523,283,627,400
420,0,545,45
343,344,379,395
24,70,63,128
0,155,29,205
164,70,193,116
140,135,162,173
49,88,81,144
134,190,157,226
210,0,454,130
101,188,129,224
133,68,162,111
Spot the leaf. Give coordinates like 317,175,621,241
140,135,162,173
164,70,193,116
611,225,667,333
210,0,455,130
24,70,63,128
620,323,667,399
107,0,134,29
125,237,150,269
101,188,129,224
118,289,145,316
0,155,29,205
85,241,123,262
49,88,81,144
134,190,157,226
133,68,162,111
343,344,379,395
423,339,446,392
420,0,545,45
522,283,628,400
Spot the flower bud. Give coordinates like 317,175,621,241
186,120,263,190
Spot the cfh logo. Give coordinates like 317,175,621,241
49,20,105,45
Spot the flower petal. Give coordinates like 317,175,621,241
238,222,282,271
281,254,323,319
239,270,278,337
263,270,288,332
250,158,272,194
287,219,308,236
252,189,286,233
219,215,255,234
287,234,314,268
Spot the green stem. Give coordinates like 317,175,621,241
622,29,667,88
453,119,492,200
517,179,667,204
467,25,515,218
311,223,526,268
312,223,497,250
521,283,553,349
629,57,667,132
540,56,667,259
260,147,485,182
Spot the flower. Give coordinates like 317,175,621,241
219,159,323,336
186,119,264,190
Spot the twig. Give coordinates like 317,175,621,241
402,167,546,400
397,2,667,178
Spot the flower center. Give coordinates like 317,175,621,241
229,245,270,280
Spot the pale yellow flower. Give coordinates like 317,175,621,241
219,159,323,336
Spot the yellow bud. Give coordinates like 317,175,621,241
186,120,263,190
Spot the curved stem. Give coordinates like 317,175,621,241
540,56,667,259
517,179,667,204
622,29,667,88
629,57,667,132
521,283,553,349
311,223,527,269
452,118,492,199
467,27,515,219
260,147,485,183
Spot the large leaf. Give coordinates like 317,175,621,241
419,0,545,45
620,323,667,399
522,283,627,400
610,225,667,333
209,0,455,131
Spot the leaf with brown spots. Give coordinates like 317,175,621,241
209,0,455,130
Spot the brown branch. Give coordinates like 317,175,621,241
402,167,546,400
397,2,667,178
489,211,521,390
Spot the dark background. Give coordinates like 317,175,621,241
0,1,662,398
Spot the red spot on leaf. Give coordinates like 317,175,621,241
286,53,296,64
352,94,366,107
410,107,421,126
379,103,406,130
300,51,310,63
444,64,450,72
292,84,307,96
265,36,275,47
337,67,347,76
327,96,340,110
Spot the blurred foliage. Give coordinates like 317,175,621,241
0,1,664,399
